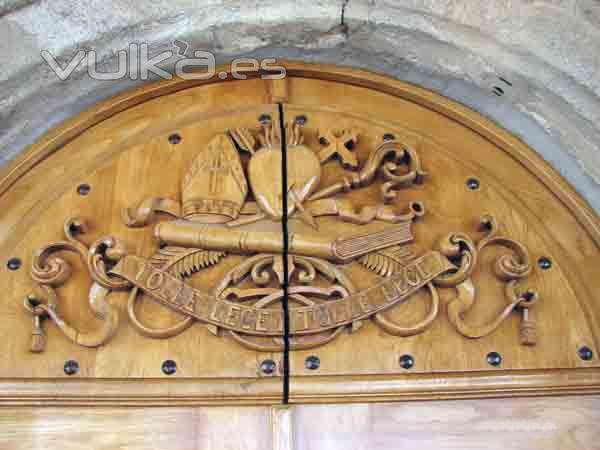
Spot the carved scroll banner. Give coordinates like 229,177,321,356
110,251,454,335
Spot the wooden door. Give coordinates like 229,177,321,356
0,62,599,449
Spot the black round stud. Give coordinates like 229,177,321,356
466,178,480,190
7,257,21,271
383,133,395,141
77,184,91,196
258,114,272,125
578,346,594,361
168,133,182,145
68,221,82,235
64,360,79,376
538,257,552,270
305,355,320,370
319,136,329,146
487,351,502,367
161,359,177,375
399,354,414,370
295,115,307,126
411,201,424,215
26,295,41,308
260,359,277,375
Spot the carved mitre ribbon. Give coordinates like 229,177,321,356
181,133,248,223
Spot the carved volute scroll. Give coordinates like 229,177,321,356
1,64,599,404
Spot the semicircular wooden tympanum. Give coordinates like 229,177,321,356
1,63,599,404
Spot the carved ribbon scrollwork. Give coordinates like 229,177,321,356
433,232,478,287
366,215,539,345
25,218,128,352
439,215,539,345
350,139,426,203
213,254,358,352
373,282,440,337
304,138,426,225
121,197,181,228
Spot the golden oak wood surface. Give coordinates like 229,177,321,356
293,396,600,450
1,81,283,378
283,78,599,381
0,63,598,406
0,406,273,450
1,397,600,450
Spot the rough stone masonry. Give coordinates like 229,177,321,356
1,0,599,211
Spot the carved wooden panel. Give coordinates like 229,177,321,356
0,63,599,404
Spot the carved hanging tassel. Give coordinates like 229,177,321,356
28,301,46,353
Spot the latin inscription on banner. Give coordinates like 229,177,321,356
110,252,453,336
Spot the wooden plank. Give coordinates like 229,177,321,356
0,406,273,450
293,396,600,450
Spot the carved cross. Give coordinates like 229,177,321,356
317,128,360,168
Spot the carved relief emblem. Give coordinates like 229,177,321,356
181,133,247,222
248,121,321,221
24,118,539,353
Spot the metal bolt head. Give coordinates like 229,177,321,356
77,184,91,196
26,294,41,307
64,360,79,376
260,359,277,375
411,201,424,215
578,346,593,361
7,257,21,271
305,355,320,370
162,359,177,375
383,133,396,141
487,352,502,367
168,133,182,145
538,257,552,270
294,115,307,126
399,354,414,370
258,114,272,125
466,178,480,190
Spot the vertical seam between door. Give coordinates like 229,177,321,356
278,102,291,404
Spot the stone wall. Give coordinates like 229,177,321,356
1,0,599,210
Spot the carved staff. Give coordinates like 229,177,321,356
154,221,413,263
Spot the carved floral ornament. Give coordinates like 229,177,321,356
24,119,539,353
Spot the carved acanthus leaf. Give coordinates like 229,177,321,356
149,246,225,278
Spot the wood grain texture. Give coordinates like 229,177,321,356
271,406,294,450
0,63,598,404
283,78,599,390
1,397,599,450
293,396,600,450
0,406,272,450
